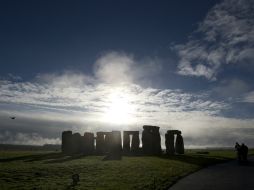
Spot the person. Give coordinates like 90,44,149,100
241,143,248,162
235,142,241,163
72,173,80,186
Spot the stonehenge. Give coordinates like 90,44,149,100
165,130,184,155
61,126,184,156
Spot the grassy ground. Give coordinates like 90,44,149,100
0,149,253,190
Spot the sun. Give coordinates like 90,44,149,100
103,89,136,124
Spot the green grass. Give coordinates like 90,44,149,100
0,149,252,190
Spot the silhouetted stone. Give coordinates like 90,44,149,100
165,132,175,155
104,132,112,153
81,132,94,155
62,131,73,154
96,132,105,155
123,131,131,152
175,134,184,154
123,131,140,154
142,125,161,155
72,133,82,154
109,131,122,153
131,132,140,153
165,130,184,155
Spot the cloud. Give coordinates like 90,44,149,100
94,52,135,84
173,0,254,80
0,131,60,145
213,78,250,99
0,51,253,147
0,70,240,146
242,91,254,103
94,51,162,85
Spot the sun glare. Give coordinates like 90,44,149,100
103,89,136,124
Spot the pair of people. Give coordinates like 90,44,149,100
235,142,248,163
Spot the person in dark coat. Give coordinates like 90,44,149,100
241,143,248,162
235,142,241,162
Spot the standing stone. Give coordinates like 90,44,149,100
153,127,161,155
72,133,82,154
81,132,95,155
96,132,105,155
175,134,184,154
142,125,161,155
104,132,112,153
165,131,175,155
131,132,140,153
62,131,73,154
110,131,122,154
142,126,152,154
123,131,130,152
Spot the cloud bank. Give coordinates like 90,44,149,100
173,0,254,80
0,51,253,147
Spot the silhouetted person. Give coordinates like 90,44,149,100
235,142,241,162
72,173,80,186
241,143,248,162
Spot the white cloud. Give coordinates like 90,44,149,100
94,52,135,84
173,0,254,80
0,51,253,147
94,51,161,85
0,70,237,146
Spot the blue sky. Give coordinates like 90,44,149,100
0,0,254,147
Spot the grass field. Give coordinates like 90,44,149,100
0,149,252,190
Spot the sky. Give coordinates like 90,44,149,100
0,0,254,148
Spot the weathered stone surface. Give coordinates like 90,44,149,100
142,125,161,155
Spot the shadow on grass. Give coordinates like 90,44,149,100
1,151,251,167
158,154,231,167
0,152,86,164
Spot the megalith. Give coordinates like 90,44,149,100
96,132,105,155
81,132,95,155
165,130,184,155
72,133,82,154
62,130,73,154
175,134,184,154
142,125,161,155
109,131,122,154
131,132,140,153
123,131,130,152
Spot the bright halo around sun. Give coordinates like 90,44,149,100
103,88,136,124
